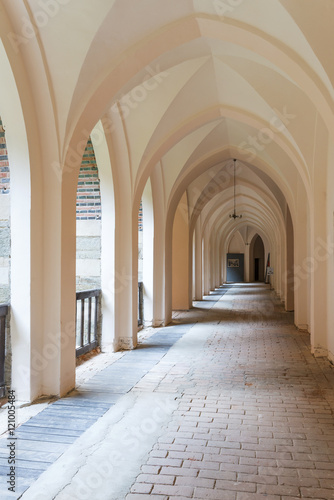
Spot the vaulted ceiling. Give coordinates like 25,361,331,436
1,0,333,245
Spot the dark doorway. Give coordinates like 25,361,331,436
254,258,260,281
250,235,265,282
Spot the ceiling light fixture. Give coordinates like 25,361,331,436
229,159,242,220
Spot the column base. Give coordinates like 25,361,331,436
311,345,328,358
296,324,309,332
115,338,135,351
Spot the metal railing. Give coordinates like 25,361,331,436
0,304,9,398
138,281,144,327
76,289,101,357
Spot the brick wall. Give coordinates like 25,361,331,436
76,138,101,220
0,119,10,194
138,200,143,281
138,200,143,231
0,117,10,303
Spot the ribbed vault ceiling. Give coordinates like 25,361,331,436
2,0,333,245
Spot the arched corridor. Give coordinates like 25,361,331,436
1,0,334,403
2,284,334,499
0,1,334,498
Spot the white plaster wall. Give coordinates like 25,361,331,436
76,219,101,290
228,232,245,254
76,219,101,237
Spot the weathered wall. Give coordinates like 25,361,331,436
0,117,11,392
0,117,10,303
138,200,143,282
76,220,101,291
76,139,101,291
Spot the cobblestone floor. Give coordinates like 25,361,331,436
14,283,334,500
127,284,334,500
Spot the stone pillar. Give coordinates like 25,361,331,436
244,243,250,282
203,227,211,295
172,192,190,310
142,179,154,326
214,231,221,288
293,188,310,331
285,205,294,311
58,170,78,397
210,230,217,290
310,150,328,356
101,106,137,351
151,164,166,326
194,218,202,300
326,139,334,363
2,83,40,402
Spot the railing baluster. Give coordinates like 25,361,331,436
75,289,101,357
75,299,78,346
0,304,9,398
88,297,92,345
80,298,85,350
138,281,144,327
0,316,5,398
94,295,98,343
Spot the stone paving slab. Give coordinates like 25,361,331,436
15,425,82,438
13,430,77,445
0,458,52,470
0,323,195,498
